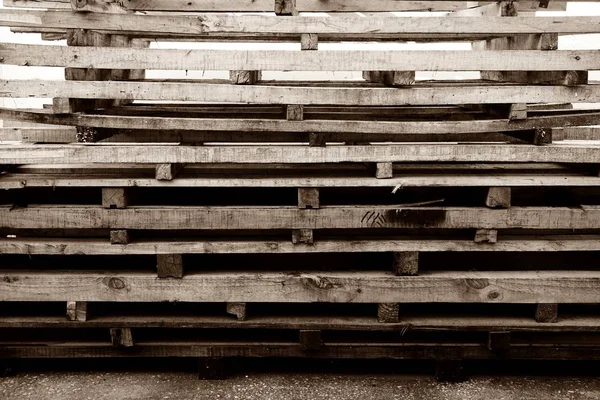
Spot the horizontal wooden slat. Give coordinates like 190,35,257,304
4,44,599,71
2,10,599,35
0,143,599,164
0,236,599,255
1,0,569,12
1,270,599,303
0,206,599,230
4,81,600,105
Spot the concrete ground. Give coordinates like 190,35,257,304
1,359,600,400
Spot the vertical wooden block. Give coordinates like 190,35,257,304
301,34,318,50
292,229,313,244
383,71,416,86
66,301,87,322
535,303,558,323
392,252,419,276
298,188,320,209
157,254,184,279
485,187,511,209
52,98,72,114
229,70,261,84
287,105,304,121
110,230,130,245
474,229,497,244
110,328,134,347
508,103,527,121
274,0,297,15
226,302,247,321
375,162,393,179
488,331,511,352
198,357,227,380
300,330,322,351
363,71,384,83
377,303,400,323
102,188,128,209
156,164,183,181
435,359,466,382
533,127,552,146
309,133,327,147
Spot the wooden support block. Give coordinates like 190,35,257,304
375,162,393,179
533,127,552,146
66,301,87,322
301,34,318,50
76,126,112,143
308,133,326,147
377,303,400,323
488,331,511,353
287,105,304,121
110,230,129,245
383,71,416,86
299,330,322,352
474,229,497,244
198,357,227,380
392,252,419,276
110,328,134,347
71,0,128,13
229,70,261,85
435,360,467,383
156,254,184,279
155,164,183,181
298,188,320,209
508,103,527,121
52,98,72,114
535,303,558,323
102,188,128,209
292,229,313,244
485,187,511,209
226,302,247,321
363,71,383,83
274,0,297,15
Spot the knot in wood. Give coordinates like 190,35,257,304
301,275,335,290
464,278,489,290
488,291,501,300
104,277,126,290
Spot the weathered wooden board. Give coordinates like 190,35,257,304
1,270,599,303
0,206,599,230
0,143,599,164
2,10,599,35
2,0,568,12
0,236,599,255
3,82,600,105
4,44,599,71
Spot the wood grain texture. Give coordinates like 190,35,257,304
156,254,184,279
1,270,600,303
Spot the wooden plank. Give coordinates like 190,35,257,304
1,236,599,256
6,44,600,71
156,254,184,279
2,270,600,303
4,81,600,105
1,143,600,165
66,301,87,321
3,0,569,12
1,205,600,230
2,10,598,35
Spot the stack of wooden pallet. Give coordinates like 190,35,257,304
1,0,600,382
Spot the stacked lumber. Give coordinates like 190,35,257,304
1,0,600,381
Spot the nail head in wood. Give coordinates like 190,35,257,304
301,34,318,50
110,230,129,245
378,303,400,323
156,163,183,181
110,328,134,347
375,162,393,179
298,188,320,209
535,303,558,323
393,251,419,276
488,331,511,352
292,229,314,244
474,229,497,244
300,330,322,352
485,187,511,209
226,302,247,321
102,188,128,209
66,301,87,322
156,254,184,279
287,105,304,121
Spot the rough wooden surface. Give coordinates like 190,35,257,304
393,252,419,276
101,188,128,209
378,303,400,323
535,303,559,323
66,301,87,322
156,254,184,279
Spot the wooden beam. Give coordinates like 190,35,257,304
101,188,128,209
535,303,558,323
392,252,419,276
378,303,400,323
2,206,600,231
156,254,184,279
110,230,129,244
71,0,128,13
226,302,247,321
66,301,87,321
299,330,322,351
485,187,511,209
298,188,320,209
110,328,134,347
3,10,596,35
